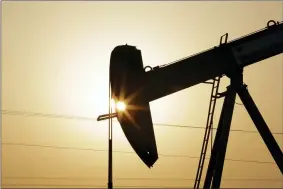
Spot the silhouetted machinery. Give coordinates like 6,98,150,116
97,20,283,188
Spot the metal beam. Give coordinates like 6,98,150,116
237,84,283,174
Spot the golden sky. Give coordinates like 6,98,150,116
2,1,283,188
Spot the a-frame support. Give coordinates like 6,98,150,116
203,70,283,188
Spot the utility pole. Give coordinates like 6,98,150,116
108,83,113,189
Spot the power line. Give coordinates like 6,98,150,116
235,102,244,105
154,123,283,135
2,109,96,121
4,176,282,182
2,110,282,135
3,180,283,188
4,176,192,181
1,183,195,188
1,183,105,188
3,177,283,188
0,184,191,189
2,142,132,154
2,142,276,164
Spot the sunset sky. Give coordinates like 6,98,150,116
2,1,283,188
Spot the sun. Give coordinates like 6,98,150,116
116,101,126,111
111,99,126,112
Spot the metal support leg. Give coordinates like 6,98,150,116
202,67,283,188
203,96,226,188
237,85,283,174
212,86,236,188
203,86,236,188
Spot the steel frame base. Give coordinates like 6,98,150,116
203,71,283,189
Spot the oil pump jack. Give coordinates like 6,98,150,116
97,20,283,188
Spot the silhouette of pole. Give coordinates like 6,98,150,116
108,120,113,189
108,82,113,189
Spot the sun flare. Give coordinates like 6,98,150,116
116,101,126,111
111,99,126,112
